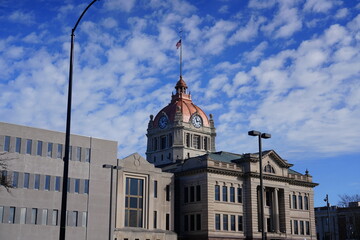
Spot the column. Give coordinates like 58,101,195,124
273,188,280,233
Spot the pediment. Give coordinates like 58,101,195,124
120,152,163,173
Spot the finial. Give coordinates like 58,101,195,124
209,114,213,119
305,169,309,175
150,114,154,121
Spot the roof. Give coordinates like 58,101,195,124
208,151,243,163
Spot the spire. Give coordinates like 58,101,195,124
175,76,187,94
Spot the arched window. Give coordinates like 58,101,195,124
264,163,275,173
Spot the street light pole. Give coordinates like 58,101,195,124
60,1,99,240
103,164,122,240
324,194,331,240
248,130,271,240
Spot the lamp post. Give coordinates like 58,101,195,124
248,130,271,240
60,1,99,240
324,194,331,240
103,164,122,240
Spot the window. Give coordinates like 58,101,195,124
12,171,19,188
190,214,195,231
52,210,58,226
47,143,53,157
230,187,235,202
184,187,188,203
184,215,189,231
15,137,21,153
160,135,166,149
215,214,220,230
238,215,243,231
304,196,309,210
299,195,303,209
186,133,190,147
196,185,201,201
37,141,43,156
20,207,26,224
24,173,30,188
290,220,293,234
0,206,3,223
84,179,89,194
223,214,228,231
57,144,63,159
237,188,242,203
306,221,310,235
1,171,7,187
154,180,158,198
264,164,275,173
196,214,201,230
85,148,90,162
75,179,80,193
153,211,157,229
45,175,51,191
8,207,15,224
292,194,297,209
166,185,170,201
215,185,220,201
193,135,201,149
68,211,78,227
190,186,195,202
166,213,170,230
153,138,158,151
81,212,87,227
42,209,48,225
31,208,38,224
231,215,236,231
76,147,81,161
204,137,208,150
124,178,144,227
300,220,304,235
294,220,298,234
222,186,228,202
55,176,61,192
34,174,40,190
168,134,172,147
26,139,32,154
266,190,272,206
4,136,10,152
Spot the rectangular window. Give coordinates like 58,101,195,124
186,133,190,147
4,136,10,152
190,186,195,202
154,180,158,198
222,186,228,202
306,221,310,235
204,137,208,150
290,220,293,234
166,213,170,230
85,148,90,162
84,179,89,194
266,191,272,206
304,196,309,210
215,185,220,201
8,207,15,223
68,211,78,227
299,195,303,209
153,211,157,229
184,215,189,231
26,139,32,154
196,185,201,201
37,141,43,156
231,215,236,231
237,188,242,203
76,147,81,161
81,212,87,227
184,187,188,203
124,177,144,227
238,215,243,231
52,210,58,226
47,143,53,157
45,175,51,191
31,208,38,224
190,214,195,231
223,214,228,231
0,206,3,223
293,195,297,209
196,214,201,231
215,214,220,230
166,185,170,201
57,144,63,159
15,137,21,153
300,220,304,235
20,207,26,224
12,171,19,188
230,187,235,202
193,135,201,149
160,136,166,149
34,174,40,190
24,172,30,188
75,179,80,193
55,176,61,192
42,209,48,225
294,220,298,234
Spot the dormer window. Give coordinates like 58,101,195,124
264,163,275,173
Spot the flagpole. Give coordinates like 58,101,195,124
179,30,182,77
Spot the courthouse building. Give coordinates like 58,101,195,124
0,75,318,240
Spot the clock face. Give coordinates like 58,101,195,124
192,115,202,128
158,116,168,129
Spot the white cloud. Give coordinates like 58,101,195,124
335,8,348,19
243,41,268,62
218,5,229,14
8,10,35,25
303,0,333,13
229,16,266,44
101,17,118,29
104,0,136,12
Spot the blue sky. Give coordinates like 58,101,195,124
0,0,359,207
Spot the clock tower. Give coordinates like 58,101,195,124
146,76,216,166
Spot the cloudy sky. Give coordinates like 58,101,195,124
1,0,359,207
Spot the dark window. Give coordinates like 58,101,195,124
184,215,189,231
190,186,195,202
223,214,228,230
290,220,292,234
8,207,15,224
184,187,188,203
76,147,81,161
26,139,32,154
75,179,80,193
15,137,21,153
47,143,53,157
306,221,310,235
300,220,304,235
57,144,63,159
34,174,40,190
168,134,172,147
231,215,236,231
222,186,228,202
154,180,158,198
160,136,166,149
293,195,297,209
190,214,195,231
153,138,158,151
237,188,242,203
24,173,30,188
4,136,10,152
299,195,303,209
196,185,201,201
215,214,220,230
204,137,208,150
31,208,37,224
267,218,272,232
166,213,170,230
153,211,157,229
166,185,170,201
230,187,235,202
55,176,61,192
294,220,298,234
124,178,144,227
266,190,272,206
37,141,43,156
215,185,220,201
238,215,243,231
304,196,309,210
85,148,90,162
45,175,51,191
12,172,19,188
186,133,190,147
193,135,201,149
196,214,201,230
84,179,89,194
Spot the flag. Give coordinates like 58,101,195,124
176,39,181,49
